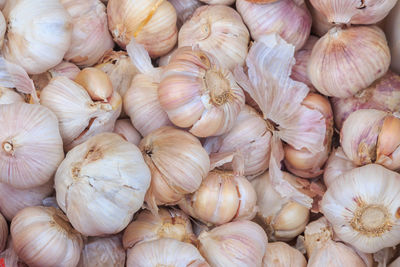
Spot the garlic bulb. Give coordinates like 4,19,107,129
123,39,171,136
305,0,332,37
159,47,245,137
198,220,268,267
2,0,72,74
204,105,271,177
341,109,400,170
113,119,141,145
61,0,114,67
123,208,196,249
139,127,210,212
127,238,209,267
199,0,235,5
178,5,250,70
308,26,391,98
262,242,307,267
0,212,6,252
179,169,257,225
55,133,151,236
252,171,310,241
309,0,398,25
383,1,400,74
236,0,312,50
40,72,121,151
322,164,400,253
168,0,203,28
332,71,400,129
0,180,53,221
0,87,24,105
323,147,356,188
107,0,177,58
78,235,126,267
0,103,64,188
11,206,83,267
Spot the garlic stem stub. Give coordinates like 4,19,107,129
321,164,400,253
308,26,391,98
55,133,151,236
262,242,307,267
0,103,64,189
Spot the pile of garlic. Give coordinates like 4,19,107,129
0,0,398,266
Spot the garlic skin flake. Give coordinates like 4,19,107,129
55,133,151,236
11,206,83,267
2,0,72,74
262,242,307,267
127,238,209,267
113,119,141,145
321,164,400,253
0,103,64,189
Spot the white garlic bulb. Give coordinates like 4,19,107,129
0,103,64,188
323,147,356,188
11,206,83,267
383,1,400,74
55,133,151,236
198,220,268,267
0,180,53,221
321,164,400,253
168,0,202,28
179,5,250,70
78,235,126,267
0,87,23,105
262,242,307,267
0,212,6,252
61,0,114,67
113,119,141,145
127,238,209,267
2,0,72,74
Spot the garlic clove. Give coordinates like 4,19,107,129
75,68,113,102
262,242,307,267
168,0,203,28
113,119,141,145
376,115,400,170
0,212,6,253
323,147,357,188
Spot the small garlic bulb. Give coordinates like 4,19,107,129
107,0,178,57
78,235,126,267
0,212,7,252
168,0,203,28
308,26,391,98
55,133,151,236
0,180,53,221
113,119,141,145
2,0,72,74
139,127,210,212
198,220,268,267
126,238,209,267
123,208,196,249
11,206,83,267
236,0,312,50
341,109,400,170
204,105,271,177
323,147,356,188
0,103,64,188
0,87,24,105
252,171,310,241
262,242,307,267
159,47,245,137
179,169,257,225
179,5,250,70
322,164,400,253
61,0,114,67
383,1,400,74
309,0,398,25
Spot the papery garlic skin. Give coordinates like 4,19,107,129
323,147,356,188
0,103,64,189
11,206,83,267
139,127,210,212
252,171,310,241
236,0,311,51
198,220,267,267
127,238,209,267
2,0,72,74
0,212,6,252
308,26,391,98
168,0,202,28
0,180,53,221
123,208,196,249
179,5,250,70
383,1,400,74
55,133,151,236
309,0,398,25
78,235,126,267
0,87,23,105
322,164,400,253
159,47,245,137
107,0,178,58
113,119,141,145
262,242,307,267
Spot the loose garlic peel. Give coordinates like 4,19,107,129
113,119,141,146
0,212,6,253
323,147,356,188
55,133,151,236
159,47,245,138
321,164,400,253
262,242,307,267
139,127,210,212
11,206,83,267
178,5,250,71
123,208,196,249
